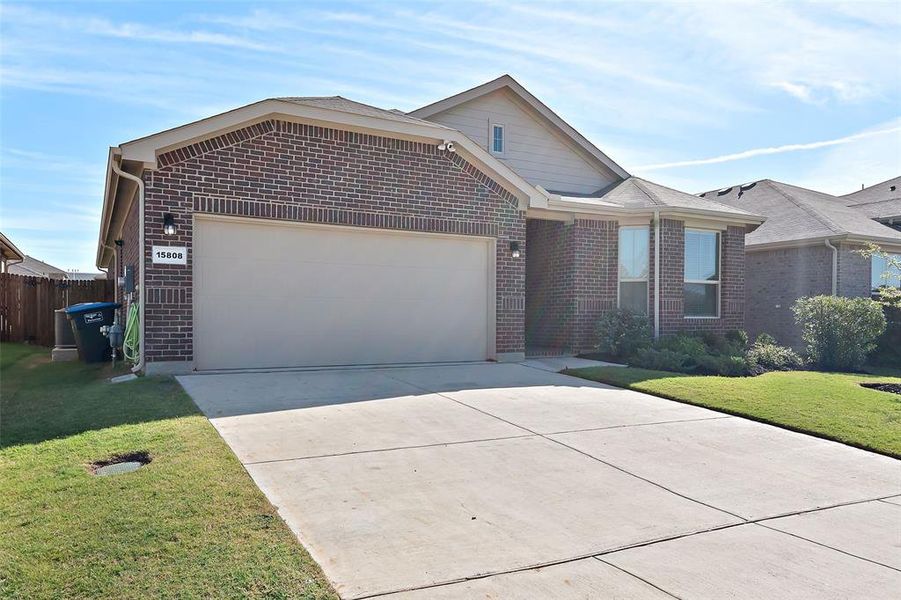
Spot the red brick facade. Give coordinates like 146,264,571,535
122,120,526,366
526,217,746,354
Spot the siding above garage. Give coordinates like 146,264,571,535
425,89,618,195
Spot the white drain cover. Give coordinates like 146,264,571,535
95,461,144,476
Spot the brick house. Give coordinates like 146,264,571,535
705,179,901,347
96,75,762,374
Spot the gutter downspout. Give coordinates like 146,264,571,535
653,209,661,340
110,160,145,374
824,239,838,296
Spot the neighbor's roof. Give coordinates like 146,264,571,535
409,74,631,180
0,231,24,262
839,175,901,220
702,179,901,248
547,177,764,223
278,96,452,129
8,255,68,279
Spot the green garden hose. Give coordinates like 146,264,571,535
123,301,140,364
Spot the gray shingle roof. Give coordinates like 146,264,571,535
8,255,68,279
276,96,451,129
556,177,761,219
702,179,901,247
839,175,901,220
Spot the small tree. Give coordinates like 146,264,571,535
856,243,901,309
595,309,652,359
792,295,886,371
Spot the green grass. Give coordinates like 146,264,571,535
565,366,901,458
0,344,337,599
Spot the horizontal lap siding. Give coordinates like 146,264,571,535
132,120,525,364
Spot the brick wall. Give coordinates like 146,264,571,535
570,219,617,352
128,120,526,365
837,243,871,298
525,219,571,349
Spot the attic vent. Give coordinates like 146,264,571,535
699,192,707,197
717,187,733,196
739,182,757,191
891,185,897,192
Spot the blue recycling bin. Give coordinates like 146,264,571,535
64,302,121,363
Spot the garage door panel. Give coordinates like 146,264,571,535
194,218,492,370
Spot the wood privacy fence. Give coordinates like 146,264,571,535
0,273,114,346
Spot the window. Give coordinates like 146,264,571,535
491,124,504,154
618,227,649,314
684,229,720,318
871,253,901,293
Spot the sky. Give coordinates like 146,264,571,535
1,1,899,272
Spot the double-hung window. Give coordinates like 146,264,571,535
871,252,901,293
618,226,649,314
491,124,505,155
684,229,720,318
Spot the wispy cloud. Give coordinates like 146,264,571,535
638,125,901,170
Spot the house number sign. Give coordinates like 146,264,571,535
152,246,188,265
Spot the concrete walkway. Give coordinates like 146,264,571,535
178,362,901,599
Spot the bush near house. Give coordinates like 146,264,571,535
792,295,887,372
630,330,752,376
594,308,652,359
746,333,806,373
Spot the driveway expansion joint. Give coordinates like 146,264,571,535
755,521,901,572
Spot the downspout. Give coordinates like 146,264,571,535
824,239,838,296
110,160,146,374
653,209,661,339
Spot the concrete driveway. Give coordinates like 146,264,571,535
177,361,901,599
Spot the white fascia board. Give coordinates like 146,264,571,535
546,195,765,226
747,234,901,253
95,147,119,268
410,75,631,180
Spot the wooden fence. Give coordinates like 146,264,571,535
0,273,114,346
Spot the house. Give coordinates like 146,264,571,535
703,179,901,346
95,75,763,374
8,255,70,279
839,175,901,232
0,232,25,273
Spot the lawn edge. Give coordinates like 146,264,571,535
562,368,901,461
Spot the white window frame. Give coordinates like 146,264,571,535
489,122,505,156
617,225,650,315
683,228,721,319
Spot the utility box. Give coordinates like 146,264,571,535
64,302,121,363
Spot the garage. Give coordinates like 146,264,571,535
193,216,494,370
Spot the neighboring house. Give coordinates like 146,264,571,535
8,255,70,279
703,179,901,347
0,232,25,273
96,74,762,374
839,175,901,232
65,270,107,281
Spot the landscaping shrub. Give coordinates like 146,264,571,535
725,329,749,350
870,306,901,367
792,295,887,371
631,347,692,372
594,309,652,359
747,337,805,374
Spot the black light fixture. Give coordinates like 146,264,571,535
163,213,177,236
509,241,521,258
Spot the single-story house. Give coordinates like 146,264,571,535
8,255,70,279
96,75,763,374
0,232,25,273
703,179,901,347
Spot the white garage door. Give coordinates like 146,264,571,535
193,217,493,370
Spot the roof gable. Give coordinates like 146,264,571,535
409,75,629,185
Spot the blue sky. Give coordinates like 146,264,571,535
1,1,899,272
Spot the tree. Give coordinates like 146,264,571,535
856,243,901,309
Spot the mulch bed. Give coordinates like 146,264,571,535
860,382,901,396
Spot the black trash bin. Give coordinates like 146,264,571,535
64,302,121,363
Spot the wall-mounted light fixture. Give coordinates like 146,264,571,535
163,213,177,236
509,241,521,258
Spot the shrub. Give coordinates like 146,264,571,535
725,329,749,350
632,347,692,372
747,339,805,373
656,333,709,360
792,296,887,371
695,353,751,377
595,309,652,358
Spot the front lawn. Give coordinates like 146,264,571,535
0,344,336,599
565,366,901,458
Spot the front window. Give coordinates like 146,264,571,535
619,226,649,314
491,124,504,154
871,253,901,292
684,229,720,318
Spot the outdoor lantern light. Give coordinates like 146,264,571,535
509,241,521,258
163,213,177,236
